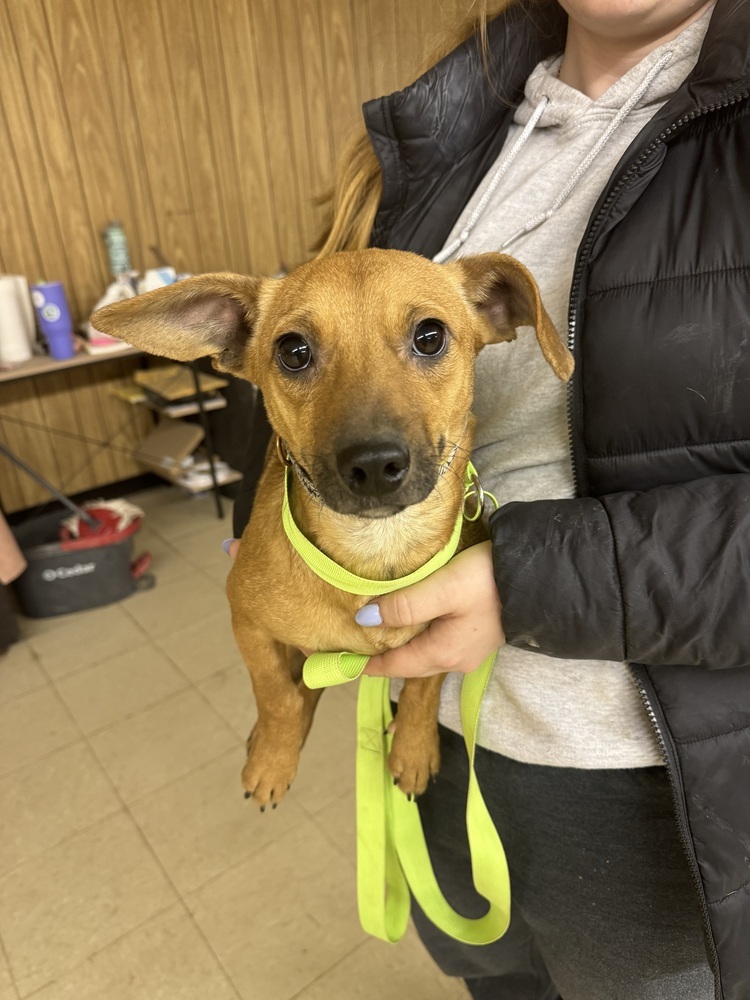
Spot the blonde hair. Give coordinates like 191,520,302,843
316,1,520,257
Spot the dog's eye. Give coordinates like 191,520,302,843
277,334,312,371
412,320,447,358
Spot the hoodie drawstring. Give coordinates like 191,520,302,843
433,51,673,264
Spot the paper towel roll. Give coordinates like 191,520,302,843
0,275,35,368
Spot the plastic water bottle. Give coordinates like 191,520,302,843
102,221,131,277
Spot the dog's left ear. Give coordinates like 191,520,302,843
91,273,264,376
448,252,574,381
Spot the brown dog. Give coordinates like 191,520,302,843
92,249,572,808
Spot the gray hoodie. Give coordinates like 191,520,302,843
433,9,712,768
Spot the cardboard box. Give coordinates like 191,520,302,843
135,420,204,483
133,365,228,402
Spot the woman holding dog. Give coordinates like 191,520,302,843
232,1,750,997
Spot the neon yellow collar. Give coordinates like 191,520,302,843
281,460,491,596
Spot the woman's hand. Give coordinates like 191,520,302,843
358,541,505,679
222,538,241,559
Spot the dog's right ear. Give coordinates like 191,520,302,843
447,252,574,382
91,273,263,376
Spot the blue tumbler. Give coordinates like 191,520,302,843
31,281,75,360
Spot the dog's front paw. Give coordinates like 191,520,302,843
242,727,299,810
388,722,440,799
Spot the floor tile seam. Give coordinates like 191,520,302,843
302,812,358,875
86,654,239,738
0,927,20,999
120,600,164,645
0,674,50,705
180,812,321,903
160,801,311,899
144,532,226,565
184,668,252,743
7,640,44,665
0,802,127,886
4,672,345,999
187,658,248,692
183,559,230,580
169,899,245,1000
0,668,88,784
26,602,154,655
125,744,241,809
147,523,224,545
31,636,154,684
161,523,232,548
0,734,82,786
139,569,196,587
17,900,180,1000
88,737,243,809
114,794,245,1000
0,641,50,704
45,636,172,687
5,503,245,997
0,674,68,714
53,671,194,739
0,712,156,884
139,539,205,567
137,528,185,552
155,638,245,695
37,732,199,955
25,630,153,672
75,644,243,801
286,938,371,1000
117,597,176,637
303,785,353,823
71,668,248,1000
117,583,228,640
120,743,316,915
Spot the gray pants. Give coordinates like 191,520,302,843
411,725,715,1000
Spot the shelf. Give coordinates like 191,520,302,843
0,346,142,384
177,469,244,494
142,396,228,418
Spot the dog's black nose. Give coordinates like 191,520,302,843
336,440,411,497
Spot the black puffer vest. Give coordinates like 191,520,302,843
364,3,750,998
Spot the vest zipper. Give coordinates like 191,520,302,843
629,665,723,1000
566,88,750,1000
566,88,750,498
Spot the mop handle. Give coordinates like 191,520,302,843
0,442,100,528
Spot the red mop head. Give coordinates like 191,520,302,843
59,499,144,550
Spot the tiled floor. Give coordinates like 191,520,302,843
0,487,469,1000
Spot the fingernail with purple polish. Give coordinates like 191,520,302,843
355,604,382,626
221,538,235,556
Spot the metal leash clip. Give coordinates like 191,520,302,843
275,436,293,467
462,467,499,522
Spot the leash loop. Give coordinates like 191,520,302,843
303,652,511,944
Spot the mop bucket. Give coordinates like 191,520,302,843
1,442,152,618
13,508,145,618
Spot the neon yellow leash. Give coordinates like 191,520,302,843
286,462,510,945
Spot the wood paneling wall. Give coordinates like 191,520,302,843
0,0,466,512
0,361,155,511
